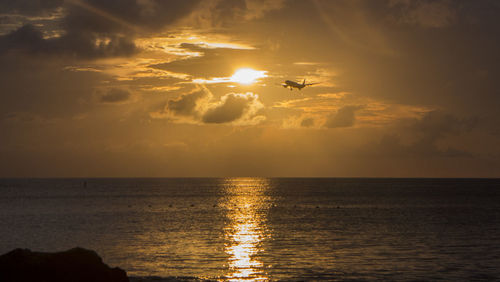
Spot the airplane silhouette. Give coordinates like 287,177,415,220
281,79,318,90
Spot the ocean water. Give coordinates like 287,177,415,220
0,178,499,281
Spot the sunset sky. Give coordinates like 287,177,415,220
1,0,500,177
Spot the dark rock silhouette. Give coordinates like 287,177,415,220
0,247,129,282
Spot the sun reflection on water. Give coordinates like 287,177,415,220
222,178,272,281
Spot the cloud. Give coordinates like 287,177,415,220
184,0,285,28
163,141,189,151
411,110,476,142
202,92,264,124
274,91,434,129
374,133,472,159
388,0,457,28
0,0,202,58
324,105,363,128
300,117,315,128
151,44,258,78
242,0,286,20
166,90,209,117
63,0,201,34
2,111,57,124
367,110,476,158
99,88,132,103
0,0,65,35
0,0,63,16
0,53,105,118
0,23,136,58
0,24,45,53
151,89,265,125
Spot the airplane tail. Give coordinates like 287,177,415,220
302,79,306,85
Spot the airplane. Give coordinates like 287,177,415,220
281,79,318,90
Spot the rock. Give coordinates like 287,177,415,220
0,247,129,282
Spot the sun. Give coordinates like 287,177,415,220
230,68,267,85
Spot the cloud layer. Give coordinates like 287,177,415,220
0,0,201,58
2,0,500,177
99,88,132,103
324,106,363,128
152,89,265,126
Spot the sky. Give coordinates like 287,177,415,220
1,0,500,177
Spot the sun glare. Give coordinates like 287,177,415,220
231,68,267,85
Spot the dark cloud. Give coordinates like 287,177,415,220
99,88,131,103
324,106,363,128
0,24,45,53
0,0,201,58
300,117,314,127
368,111,476,158
0,0,200,32
0,54,104,118
202,93,259,124
138,0,201,30
388,0,457,28
0,0,63,16
63,0,141,34
152,91,265,125
63,0,200,34
2,111,55,124
314,1,500,117
411,110,475,141
375,133,472,158
0,24,136,58
211,0,246,24
167,90,208,117
189,0,285,28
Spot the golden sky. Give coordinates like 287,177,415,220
1,0,500,177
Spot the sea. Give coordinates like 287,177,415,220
0,178,499,281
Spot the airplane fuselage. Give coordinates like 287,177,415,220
283,80,306,90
